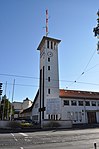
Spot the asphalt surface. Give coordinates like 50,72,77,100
0,128,99,149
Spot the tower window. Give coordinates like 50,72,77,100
48,88,50,94
51,41,53,49
47,40,49,49
54,42,56,50
48,77,50,82
48,66,50,70
48,57,50,62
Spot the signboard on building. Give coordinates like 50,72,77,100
46,98,61,114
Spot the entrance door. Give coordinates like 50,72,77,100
87,112,97,124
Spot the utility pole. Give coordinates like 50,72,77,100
0,82,3,120
10,79,15,121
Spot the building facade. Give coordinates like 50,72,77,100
32,36,99,127
13,98,32,119
60,89,99,124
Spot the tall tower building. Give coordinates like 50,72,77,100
37,36,61,123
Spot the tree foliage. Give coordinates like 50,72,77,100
0,95,12,120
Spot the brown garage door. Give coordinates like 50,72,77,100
87,112,97,124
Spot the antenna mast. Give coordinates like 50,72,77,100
46,9,48,36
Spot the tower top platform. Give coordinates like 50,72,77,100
37,36,61,50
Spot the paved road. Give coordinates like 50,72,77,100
0,128,99,149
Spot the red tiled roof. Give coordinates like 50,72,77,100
59,89,99,99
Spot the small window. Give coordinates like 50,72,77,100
48,88,50,94
51,114,53,119
75,112,78,121
78,101,83,106
48,66,50,70
48,77,50,82
85,101,90,106
48,114,50,119
64,100,69,105
79,112,82,121
91,101,96,106
71,100,77,106
48,57,50,62
54,42,56,50
56,114,58,120
51,41,53,49
47,40,49,49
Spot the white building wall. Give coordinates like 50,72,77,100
40,40,60,100
39,37,61,122
61,98,85,124
13,102,22,110
61,98,99,124
32,94,40,122
32,36,99,127
22,99,32,110
96,112,99,123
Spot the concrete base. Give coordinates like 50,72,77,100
41,120,72,128
0,120,20,128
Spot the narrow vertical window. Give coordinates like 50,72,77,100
48,88,50,94
48,114,50,119
48,57,50,62
51,41,53,49
56,114,58,120
54,42,56,50
47,40,49,49
48,77,50,82
48,66,50,70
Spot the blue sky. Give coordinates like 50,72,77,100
0,0,99,102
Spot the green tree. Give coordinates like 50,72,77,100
0,95,12,120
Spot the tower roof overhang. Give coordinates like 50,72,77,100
37,36,61,50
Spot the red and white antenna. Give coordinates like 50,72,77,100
46,9,48,36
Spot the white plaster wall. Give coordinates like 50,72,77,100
32,94,40,122
96,112,99,123
61,98,99,124
22,100,32,110
13,102,22,110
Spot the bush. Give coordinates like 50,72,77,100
20,122,33,128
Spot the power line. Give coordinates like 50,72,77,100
67,49,96,88
83,50,96,72
83,63,99,74
0,73,79,83
0,73,39,80
2,80,99,89
1,67,99,90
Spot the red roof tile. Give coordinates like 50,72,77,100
59,89,99,99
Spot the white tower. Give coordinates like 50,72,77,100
37,36,61,124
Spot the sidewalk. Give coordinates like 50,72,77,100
0,123,99,133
